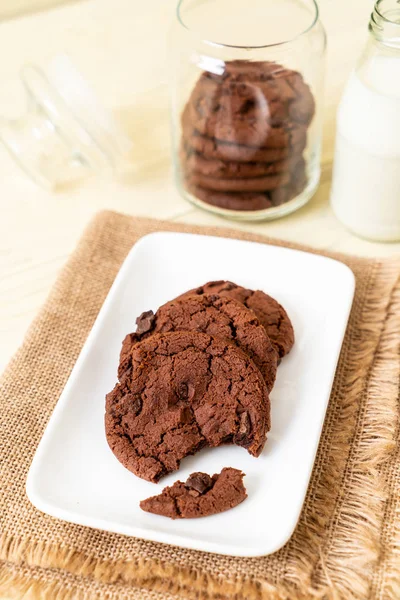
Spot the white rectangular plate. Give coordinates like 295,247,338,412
27,232,355,557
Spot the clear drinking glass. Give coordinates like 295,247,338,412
168,0,326,221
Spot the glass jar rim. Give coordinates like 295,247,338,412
176,0,320,50
374,0,400,24
369,0,400,46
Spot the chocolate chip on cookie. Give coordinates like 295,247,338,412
186,472,213,495
135,310,155,334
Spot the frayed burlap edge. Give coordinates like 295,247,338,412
281,265,400,600
0,563,79,600
313,267,400,600
0,560,177,600
1,213,400,600
369,278,400,600
0,543,333,600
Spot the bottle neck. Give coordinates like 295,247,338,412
369,0,400,48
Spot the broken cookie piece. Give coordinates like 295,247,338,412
140,468,247,519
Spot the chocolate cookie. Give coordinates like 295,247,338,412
182,103,308,151
182,61,314,148
187,170,291,193
179,59,313,212
106,331,270,482
194,60,312,103
140,468,247,519
184,97,272,148
177,282,294,359
185,132,291,163
185,183,273,211
188,67,281,111
187,181,305,211
119,294,278,392
188,61,315,130
182,146,291,179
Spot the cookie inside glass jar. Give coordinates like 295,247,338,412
180,60,315,214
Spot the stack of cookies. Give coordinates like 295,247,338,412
105,281,294,518
180,60,315,212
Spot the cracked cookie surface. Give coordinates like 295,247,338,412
177,281,294,359
106,331,270,483
140,468,247,519
119,293,277,392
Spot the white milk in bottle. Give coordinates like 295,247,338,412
331,0,400,241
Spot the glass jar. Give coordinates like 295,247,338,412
331,0,400,242
0,2,171,191
0,56,132,190
168,0,326,221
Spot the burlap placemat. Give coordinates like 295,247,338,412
1,211,400,600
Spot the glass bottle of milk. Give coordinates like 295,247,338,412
331,0,400,242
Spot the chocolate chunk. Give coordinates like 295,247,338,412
177,381,195,401
236,412,252,442
180,407,193,424
135,310,155,334
131,396,142,416
186,472,213,495
220,282,236,292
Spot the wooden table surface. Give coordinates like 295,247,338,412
1,0,400,376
